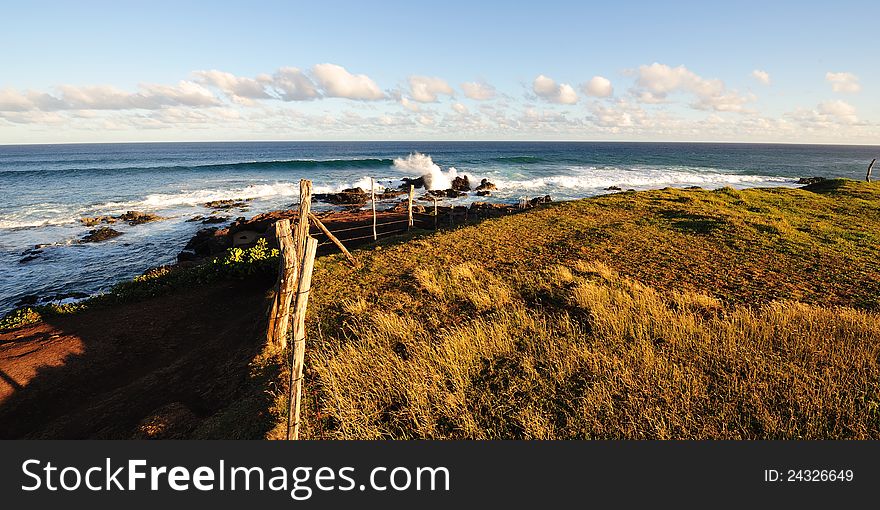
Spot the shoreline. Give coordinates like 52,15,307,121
4,175,832,317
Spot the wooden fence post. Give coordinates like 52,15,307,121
309,212,358,267
407,184,414,230
371,177,377,241
266,219,296,350
294,180,312,261
433,197,438,230
868,158,876,182
287,236,318,440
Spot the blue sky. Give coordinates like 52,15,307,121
1,0,877,143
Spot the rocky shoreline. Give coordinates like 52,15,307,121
178,189,553,263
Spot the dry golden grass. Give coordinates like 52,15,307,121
267,180,880,440
301,260,880,439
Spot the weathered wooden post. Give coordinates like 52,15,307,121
266,219,297,350
868,158,876,182
433,197,438,230
407,184,414,230
371,177,377,241
287,236,318,440
294,180,312,261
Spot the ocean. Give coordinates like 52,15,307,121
0,141,876,315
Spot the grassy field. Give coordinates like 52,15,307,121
273,179,880,439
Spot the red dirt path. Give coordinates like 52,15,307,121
0,276,273,439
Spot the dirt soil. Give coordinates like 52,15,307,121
0,276,273,439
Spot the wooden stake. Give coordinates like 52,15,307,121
407,184,414,230
309,212,358,267
371,177,377,241
433,197,438,230
868,158,876,182
287,236,318,440
266,219,297,350
294,180,312,262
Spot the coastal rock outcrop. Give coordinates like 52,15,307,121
475,178,497,191
451,175,471,191
400,176,426,189
314,187,370,205
182,227,230,258
529,195,552,206
796,177,826,185
80,227,123,243
80,210,163,227
118,211,162,225
204,199,253,210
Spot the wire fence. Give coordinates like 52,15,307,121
305,179,519,259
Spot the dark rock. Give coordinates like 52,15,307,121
605,186,622,191
232,230,261,248
177,250,199,262
400,176,426,189
476,190,491,196
529,195,552,206
201,216,229,224
204,198,253,210
451,175,471,191
186,215,205,222
183,227,230,256
685,186,703,190
427,189,447,198
227,210,296,239
796,176,826,185
475,178,497,191
80,227,122,243
469,201,513,217
118,210,162,225
377,189,407,200
314,187,369,205
80,215,117,226
446,189,467,198
16,295,39,306
19,255,40,264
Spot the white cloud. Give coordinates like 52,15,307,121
634,63,752,112
0,89,65,111
825,72,860,93
752,69,771,85
818,100,859,123
588,100,654,129
533,75,578,104
400,96,420,111
461,81,496,100
787,100,860,128
452,102,468,114
57,81,220,110
194,70,272,103
583,76,613,97
311,63,385,100
271,67,320,101
408,76,454,102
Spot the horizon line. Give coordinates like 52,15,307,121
2,139,879,148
